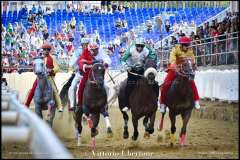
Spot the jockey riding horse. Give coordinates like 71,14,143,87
25,42,63,112
120,37,159,112
67,38,90,111
159,36,201,113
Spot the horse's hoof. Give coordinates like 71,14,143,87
144,132,150,139
132,136,138,141
107,128,113,138
170,142,174,147
123,131,129,139
132,133,138,141
148,128,154,134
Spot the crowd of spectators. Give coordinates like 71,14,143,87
158,11,239,67
2,3,239,73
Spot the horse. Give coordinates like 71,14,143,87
59,71,114,144
158,57,195,146
118,58,159,140
74,62,113,148
32,56,56,127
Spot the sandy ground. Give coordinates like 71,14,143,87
2,100,239,159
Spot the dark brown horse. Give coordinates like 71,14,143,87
73,62,111,148
159,58,195,146
118,58,159,140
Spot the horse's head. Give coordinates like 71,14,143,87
177,58,195,81
144,58,158,84
33,56,46,78
90,62,105,89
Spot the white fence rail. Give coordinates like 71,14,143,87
1,84,73,159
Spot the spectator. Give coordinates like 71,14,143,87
78,21,86,38
122,20,128,29
111,1,118,13
163,39,170,50
170,36,177,47
70,17,76,31
165,20,171,33
31,4,37,15
146,20,153,33
123,2,130,10
155,16,163,33
115,18,123,28
118,4,125,13
37,5,43,17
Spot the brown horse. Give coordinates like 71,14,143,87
118,58,159,140
159,58,195,146
73,62,111,149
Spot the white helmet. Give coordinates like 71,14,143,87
135,37,145,45
81,38,90,44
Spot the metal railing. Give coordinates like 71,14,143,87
1,84,73,159
157,32,239,69
154,6,231,48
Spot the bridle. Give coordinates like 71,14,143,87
175,59,194,78
88,62,105,84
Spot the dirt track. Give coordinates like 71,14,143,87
2,100,239,159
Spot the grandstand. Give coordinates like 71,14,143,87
1,1,238,70
1,1,228,43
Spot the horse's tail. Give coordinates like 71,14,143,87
59,73,75,106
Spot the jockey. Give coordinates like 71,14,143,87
120,37,159,112
25,42,63,112
77,42,111,109
68,38,90,110
159,36,201,113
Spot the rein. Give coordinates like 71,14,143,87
88,63,103,84
128,70,144,77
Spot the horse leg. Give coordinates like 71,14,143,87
143,116,150,139
169,110,177,146
91,113,100,150
91,113,100,138
73,107,83,146
131,116,139,141
101,106,113,137
122,111,129,139
148,112,156,134
158,112,166,131
34,102,43,119
179,110,192,146
48,103,56,128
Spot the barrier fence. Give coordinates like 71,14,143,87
1,84,73,159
